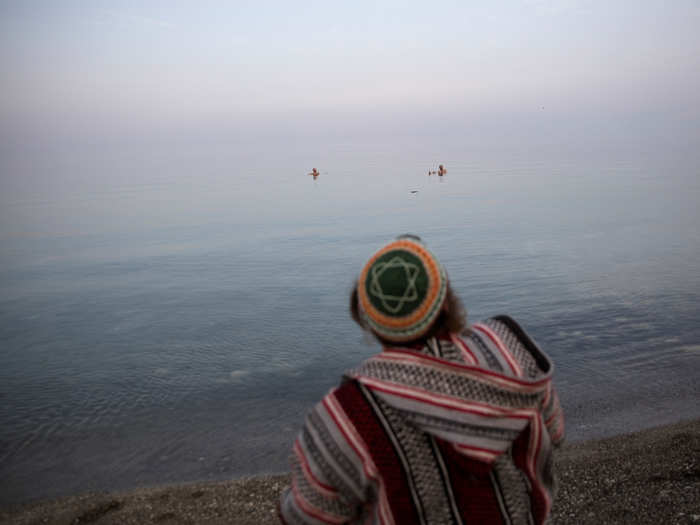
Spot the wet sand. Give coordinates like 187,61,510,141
1,419,698,524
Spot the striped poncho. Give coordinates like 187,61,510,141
279,316,565,525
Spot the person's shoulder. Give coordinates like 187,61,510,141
335,377,360,396
314,377,364,408
481,314,532,340
311,377,380,428
486,315,552,373
466,314,527,340
489,314,527,334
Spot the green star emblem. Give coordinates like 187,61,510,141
367,251,428,316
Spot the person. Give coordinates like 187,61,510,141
279,235,564,525
309,168,320,178
438,164,447,176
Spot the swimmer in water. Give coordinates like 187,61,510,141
309,168,319,178
438,164,447,176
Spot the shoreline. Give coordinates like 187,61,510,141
1,419,698,524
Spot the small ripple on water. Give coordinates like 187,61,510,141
606,344,695,373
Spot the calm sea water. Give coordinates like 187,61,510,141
1,139,699,504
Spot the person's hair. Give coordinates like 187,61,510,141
350,280,468,345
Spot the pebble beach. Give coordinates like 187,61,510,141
1,419,698,525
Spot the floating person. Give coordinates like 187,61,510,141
279,234,565,524
308,168,319,179
438,164,447,176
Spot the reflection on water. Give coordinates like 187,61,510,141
0,143,699,504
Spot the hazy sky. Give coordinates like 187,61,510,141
1,0,700,145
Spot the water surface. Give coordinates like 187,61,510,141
1,140,699,504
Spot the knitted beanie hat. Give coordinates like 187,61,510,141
358,235,448,342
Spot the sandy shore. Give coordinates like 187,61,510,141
1,419,698,525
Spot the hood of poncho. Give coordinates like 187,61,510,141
345,320,560,464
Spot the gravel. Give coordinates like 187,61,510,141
1,419,698,525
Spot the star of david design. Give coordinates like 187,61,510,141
368,255,421,314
